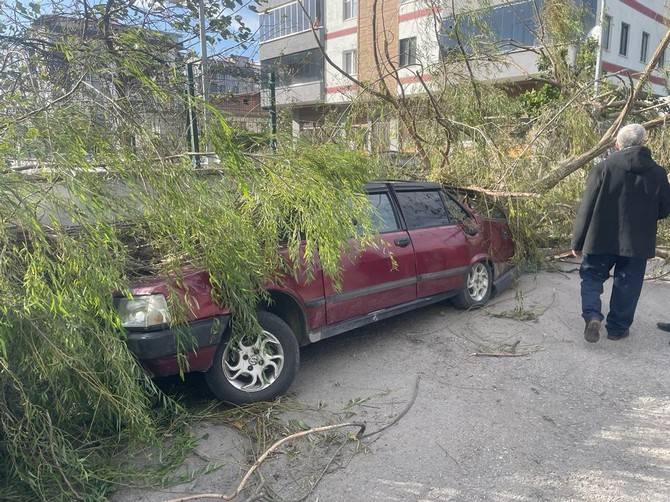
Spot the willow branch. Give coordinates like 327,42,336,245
162,423,366,502
536,28,670,191
0,75,86,132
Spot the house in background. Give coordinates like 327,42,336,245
29,14,186,143
29,16,266,151
208,56,265,132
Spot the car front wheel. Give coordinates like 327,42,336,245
205,311,299,404
453,262,493,309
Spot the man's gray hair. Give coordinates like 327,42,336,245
617,124,647,149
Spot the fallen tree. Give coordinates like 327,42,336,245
0,2,381,500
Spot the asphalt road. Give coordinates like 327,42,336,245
116,264,670,502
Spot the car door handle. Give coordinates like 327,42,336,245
394,237,411,247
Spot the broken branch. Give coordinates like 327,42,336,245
361,375,420,439
536,27,670,191
162,422,366,502
471,352,530,358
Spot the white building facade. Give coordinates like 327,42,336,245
598,0,670,95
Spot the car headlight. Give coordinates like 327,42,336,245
116,294,171,329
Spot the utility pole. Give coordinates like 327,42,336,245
269,70,277,151
594,0,606,96
198,0,209,145
186,61,201,168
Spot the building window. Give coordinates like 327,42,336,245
659,48,666,68
440,0,595,56
343,0,357,20
641,31,649,62
343,49,357,75
261,49,324,86
440,0,540,54
487,0,541,47
602,15,612,51
619,22,629,56
399,37,417,67
259,0,321,43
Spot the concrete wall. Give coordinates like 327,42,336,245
395,0,441,96
259,29,322,60
275,80,323,106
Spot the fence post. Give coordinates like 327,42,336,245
186,61,201,168
269,70,277,151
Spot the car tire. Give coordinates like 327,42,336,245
205,311,299,404
453,262,493,310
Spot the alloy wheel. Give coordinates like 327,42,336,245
222,331,285,392
467,263,489,302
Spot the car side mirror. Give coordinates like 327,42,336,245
461,217,479,236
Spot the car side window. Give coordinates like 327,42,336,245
395,190,451,229
367,192,399,233
443,193,471,222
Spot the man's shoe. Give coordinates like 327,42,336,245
607,329,630,341
657,322,670,333
584,319,601,343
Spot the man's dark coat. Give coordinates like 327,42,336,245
572,146,670,259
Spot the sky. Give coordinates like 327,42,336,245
239,4,260,33
219,4,260,61
35,0,262,61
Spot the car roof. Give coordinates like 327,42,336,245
365,180,442,191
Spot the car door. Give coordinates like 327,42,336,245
324,189,417,325
393,188,471,298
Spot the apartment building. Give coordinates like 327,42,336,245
259,0,669,140
209,56,260,96
598,0,670,96
31,15,187,142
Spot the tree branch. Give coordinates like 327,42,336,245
449,0,482,111
535,28,670,191
0,74,86,131
162,423,366,502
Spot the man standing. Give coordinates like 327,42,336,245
572,124,670,343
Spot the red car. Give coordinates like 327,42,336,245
117,181,515,403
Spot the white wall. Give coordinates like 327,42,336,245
324,0,359,103
600,0,669,96
397,0,441,96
